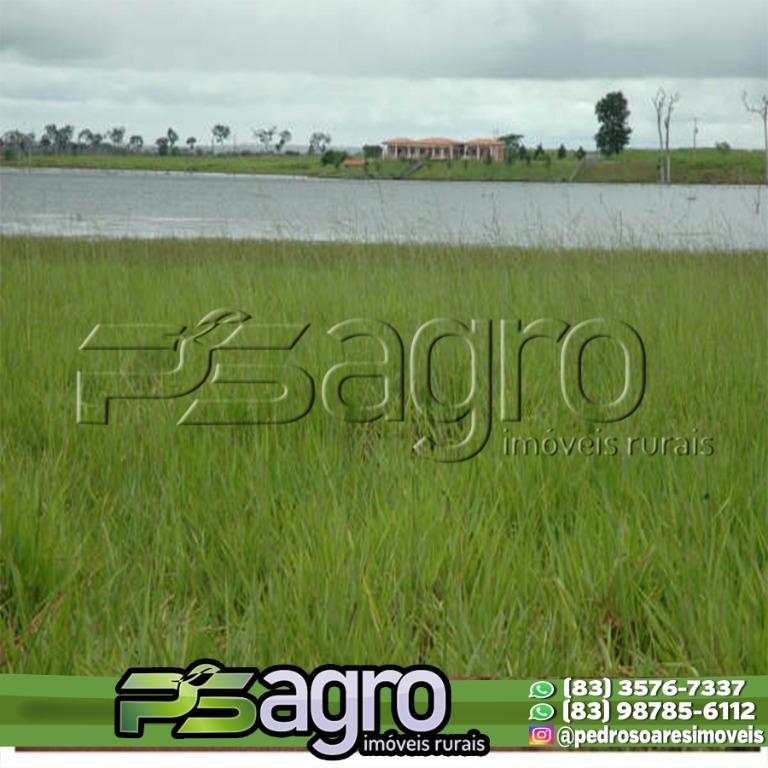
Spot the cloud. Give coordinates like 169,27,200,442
1,0,766,147
2,61,766,149
1,0,766,78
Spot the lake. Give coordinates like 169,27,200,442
0,167,765,250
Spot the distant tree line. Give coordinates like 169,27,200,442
3,88,766,184
496,133,586,166
0,123,337,160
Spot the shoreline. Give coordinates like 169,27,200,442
2,232,765,255
4,162,767,188
2,162,765,187
1,147,765,185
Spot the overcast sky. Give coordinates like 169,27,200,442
1,0,767,149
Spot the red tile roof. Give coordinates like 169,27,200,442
466,138,505,146
417,137,458,146
383,136,503,147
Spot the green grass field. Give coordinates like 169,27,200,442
1,236,766,678
2,147,765,184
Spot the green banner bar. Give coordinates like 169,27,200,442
1,675,766,749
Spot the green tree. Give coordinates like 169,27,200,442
59,125,74,152
275,129,292,152
499,132,523,163
155,136,169,156
128,135,144,152
43,123,74,154
77,128,94,147
594,91,632,156
107,126,125,147
1,130,34,160
557,143,567,159
363,144,383,159
211,124,231,152
321,149,347,167
40,125,55,153
253,126,277,153
308,132,331,155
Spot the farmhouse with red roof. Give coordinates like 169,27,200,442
383,136,504,162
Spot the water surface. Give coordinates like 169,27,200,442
1,167,765,250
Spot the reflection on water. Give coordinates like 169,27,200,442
1,167,765,250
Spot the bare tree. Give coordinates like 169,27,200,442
651,88,680,184
211,124,231,153
663,92,679,183
692,117,700,155
652,90,666,183
275,129,292,153
742,91,768,184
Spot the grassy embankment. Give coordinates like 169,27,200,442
1,147,764,184
1,236,766,676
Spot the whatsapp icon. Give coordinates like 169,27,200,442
528,680,556,699
529,703,556,721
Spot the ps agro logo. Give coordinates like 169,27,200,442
115,659,488,759
77,308,646,462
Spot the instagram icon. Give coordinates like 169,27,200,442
528,725,555,746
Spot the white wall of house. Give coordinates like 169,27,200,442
384,140,503,162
